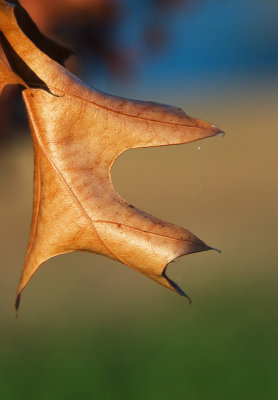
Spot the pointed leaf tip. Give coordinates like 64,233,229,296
210,247,222,254
162,267,192,304
15,293,21,318
215,130,225,137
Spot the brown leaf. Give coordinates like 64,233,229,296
0,56,25,94
0,0,222,311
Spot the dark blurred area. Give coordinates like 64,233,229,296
18,0,191,75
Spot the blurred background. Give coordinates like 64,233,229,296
0,0,277,399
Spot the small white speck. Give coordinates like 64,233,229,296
197,146,201,150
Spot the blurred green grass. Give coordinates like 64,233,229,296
0,84,277,399
0,278,278,400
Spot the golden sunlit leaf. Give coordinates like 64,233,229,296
0,56,25,94
0,0,222,312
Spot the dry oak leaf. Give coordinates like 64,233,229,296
0,56,25,94
0,0,223,312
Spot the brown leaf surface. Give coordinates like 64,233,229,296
0,56,25,94
0,0,222,311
